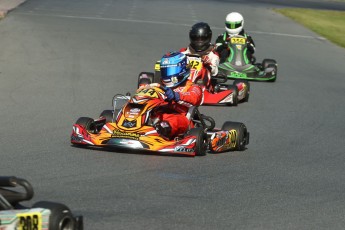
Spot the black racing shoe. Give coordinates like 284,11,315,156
154,121,172,140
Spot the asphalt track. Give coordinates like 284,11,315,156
0,0,345,229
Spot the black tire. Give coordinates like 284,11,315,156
266,63,277,82
221,121,249,151
262,59,276,69
226,85,239,106
137,72,154,88
233,79,250,102
186,127,207,156
33,201,75,230
75,117,94,132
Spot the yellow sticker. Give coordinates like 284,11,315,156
230,37,246,45
17,212,42,230
136,88,158,98
154,63,161,71
189,60,202,70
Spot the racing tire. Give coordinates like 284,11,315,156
221,121,249,151
137,72,154,88
233,79,250,102
75,117,95,132
262,59,276,69
266,63,277,82
226,85,239,106
33,201,76,230
186,127,207,156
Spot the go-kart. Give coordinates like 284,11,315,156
218,35,277,82
0,176,83,230
139,54,250,106
71,85,249,156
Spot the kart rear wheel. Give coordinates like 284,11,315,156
221,121,249,151
33,201,75,230
186,127,207,156
227,85,239,106
233,79,250,102
75,117,95,132
137,72,154,88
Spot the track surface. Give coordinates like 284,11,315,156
1,0,345,229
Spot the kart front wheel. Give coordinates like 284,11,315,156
187,127,207,156
266,64,277,82
221,121,249,151
227,85,238,106
33,201,76,230
233,79,250,102
75,117,95,132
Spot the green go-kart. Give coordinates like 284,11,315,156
218,35,277,82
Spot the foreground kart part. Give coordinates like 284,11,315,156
71,86,249,156
218,35,277,82
0,176,83,230
209,121,249,152
141,54,250,106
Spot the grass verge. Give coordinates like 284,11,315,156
274,8,345,48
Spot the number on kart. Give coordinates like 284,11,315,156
18,214,41,230
230,37,246,45
189,60,202,70
137,88,158,98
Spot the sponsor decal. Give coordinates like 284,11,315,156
174,146,194,153
162,58,169,64
224,129,237,149
112,129,140,140
130,108,141,113
171,76,178,84
71,135,83,142
230,71,247,78
122,119,137,128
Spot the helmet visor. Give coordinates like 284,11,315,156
160,64,184,78
225,22,242,29
190,33,209,41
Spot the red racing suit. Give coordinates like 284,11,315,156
155,80,202,139
180,45,220,87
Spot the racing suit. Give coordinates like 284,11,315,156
180,45,220,87
154,80,202,139
215,29,256,63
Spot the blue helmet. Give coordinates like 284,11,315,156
160,52,190,88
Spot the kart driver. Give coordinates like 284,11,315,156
215,12,256,63
180,22,220,87
153,51,203,140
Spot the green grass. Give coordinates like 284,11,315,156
275,8,345,48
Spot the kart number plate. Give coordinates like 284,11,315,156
136,88,159,98
188,57,202,71
17,212,42,230
230,37,246,45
